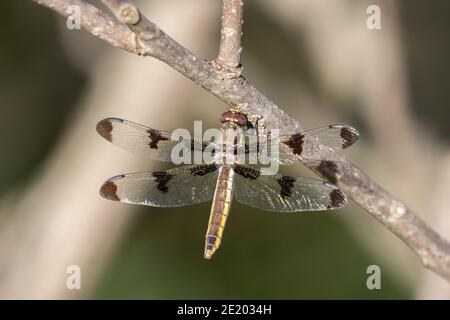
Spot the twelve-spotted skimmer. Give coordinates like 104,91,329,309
96,109,359,259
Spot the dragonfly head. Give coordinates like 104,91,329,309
220,109,249,129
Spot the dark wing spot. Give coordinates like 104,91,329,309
233,165,260,179
100,180,121,201
96,119,114,142
327,189,347,209
277,176,296,199
191,139,214,156
246,120,255,130
147,129,169,149
152,171,173,193
340,126,359,149
317,160,339,185
283,133,305,155
189,164,218,176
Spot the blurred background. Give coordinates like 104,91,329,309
0,0,449,299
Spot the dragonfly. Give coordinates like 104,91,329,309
96,109,359,259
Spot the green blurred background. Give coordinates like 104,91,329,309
0,0,449,299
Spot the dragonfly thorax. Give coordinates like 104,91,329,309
214,128,248,163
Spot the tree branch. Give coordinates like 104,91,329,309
217,0,244,69
31,0,450,281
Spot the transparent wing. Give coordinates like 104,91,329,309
257,124,359,165
96,117,213,163
100,164,219,207
233,165,347,212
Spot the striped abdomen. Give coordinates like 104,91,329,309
204,166,234,259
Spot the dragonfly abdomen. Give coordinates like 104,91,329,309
204,166,234,259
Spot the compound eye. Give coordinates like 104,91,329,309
220,111,232,124
220,111,248,127
234,114,248,127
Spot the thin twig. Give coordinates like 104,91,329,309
30,0,450,281
217,0,244,69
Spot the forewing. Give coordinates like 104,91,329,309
96,117,211,163
233,165,347,212
100,164,219,207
